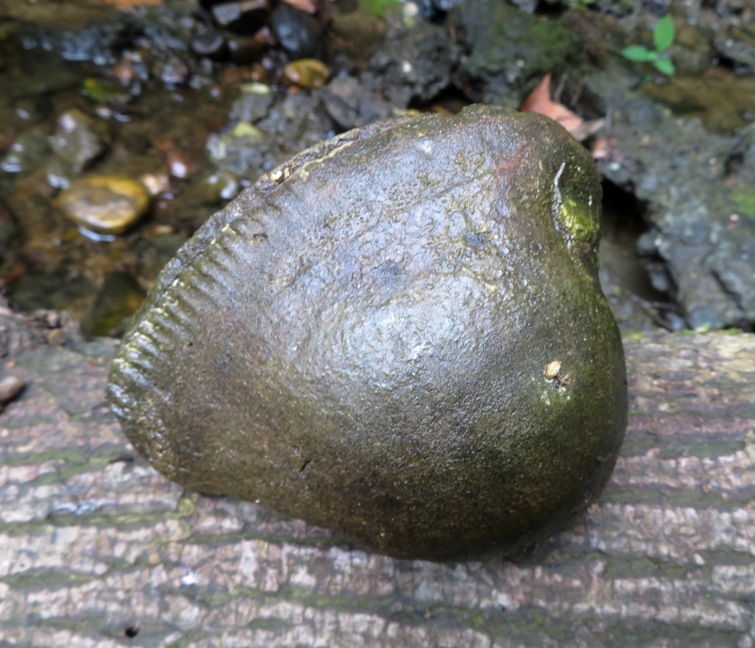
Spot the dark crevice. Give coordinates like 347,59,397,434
108,453,136,465
408,86,469,114
601,179,669,303
600,179,685,330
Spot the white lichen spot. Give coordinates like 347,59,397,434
415,139,434,156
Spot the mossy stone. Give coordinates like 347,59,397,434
108,105,627,561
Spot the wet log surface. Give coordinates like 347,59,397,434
0,305,753,647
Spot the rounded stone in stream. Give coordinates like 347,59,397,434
270,4,323,60
282,58,330,89
108,105,627,561
58,174,150,235
50,108,109,173
191,29,228,61
211,0,269,33
0,128,50,174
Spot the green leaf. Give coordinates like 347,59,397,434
621,45,658,62
654,57,676,76
653,15,675,51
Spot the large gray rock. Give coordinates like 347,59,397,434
449,0,581,107
591,78,755,330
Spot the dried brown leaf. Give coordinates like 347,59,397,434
281,0,318,12
521,74,584,137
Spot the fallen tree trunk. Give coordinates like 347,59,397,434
0,305,753,647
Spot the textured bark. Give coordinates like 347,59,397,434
0,304,753,647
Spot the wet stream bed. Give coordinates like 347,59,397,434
0,0,754,336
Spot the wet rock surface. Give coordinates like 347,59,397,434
108,106,627,561
362,12,455,108
50,108,110,173
57,174,151,235
590,76,755,329
0,128,49,174
320,75,394,129
449,0,581,107
271,3,323,59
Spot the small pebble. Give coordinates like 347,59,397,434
321,76,393,129
51,108,109,172
270,4,323,59
157,58,190,86
0,375,26,407
82,78,130,104
198,170,240,203
230,82,274,123
282,58,330,89
191,30,228,61
0,129,50,174
211,0,270,33
57,175,151,235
